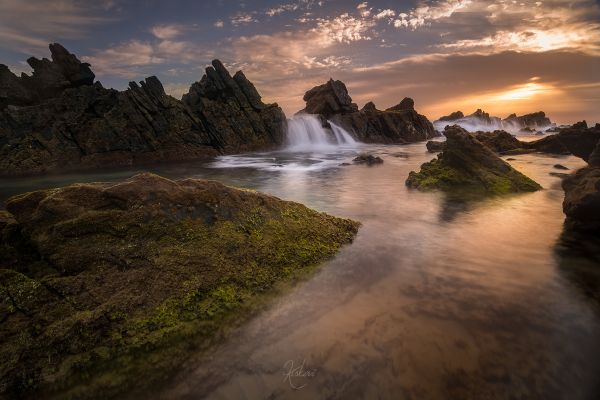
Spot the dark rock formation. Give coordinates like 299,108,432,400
572,120,588,129
0,173,359,398
433,109,554,132
353,154,383,165
426,140,446,153
503,111,551,129
300,80,437,144
406,125,541,196
438,111,464,122
562,140,600,232
473,130,523,153
0,44,286,176
525,124,600,160
302,78,358,117
182,60,286,153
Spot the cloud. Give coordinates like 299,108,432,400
374,9,395,20
231,12,258,26
392,0,472,29
314,13,376,44
150,24,182,40
0,0,115,54
214,20,224,28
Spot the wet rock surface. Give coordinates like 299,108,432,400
301,80,437,144
0,173,359,399
406,125,541,196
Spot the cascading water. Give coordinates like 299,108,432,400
286,114,357,151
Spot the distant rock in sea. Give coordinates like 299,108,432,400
433,109,554,133
300,78,438,143
0,44,286,176
406,125,541,196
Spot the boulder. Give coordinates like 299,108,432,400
0,44,286,176
426,140,446,153
299,79,437,144
473,130,523,153
0,173,359,398
406,125,541,196
503,111,551,129
572,120,588,129
353,154,384,165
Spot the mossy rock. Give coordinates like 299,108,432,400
0,173,359,399
407,125,541,196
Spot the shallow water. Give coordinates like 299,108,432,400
2,141,600,399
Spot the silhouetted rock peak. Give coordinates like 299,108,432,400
302,78,358,116
386,97,414,112
572,120,588,129
361,101,377,112
438,111,464,121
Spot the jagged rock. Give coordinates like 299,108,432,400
301,78,358,117
182,60,286,153
0,44,286,176
299,79,437,144
426,140,446,153
572,120,588,129
473,130,523,153
406,125,541,196
503,111,551,129
438,111,464,122
353,154,383,165
0,173,359,398
525,124,600,161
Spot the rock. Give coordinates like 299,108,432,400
438,111,464,122
301,78,358,117
0,173,359,398
473,130,523,153
353,153,384,165
182,60,287,153
572,120,588,129
0,44,286,176
525,124,600,161
386,97,414,111
300,79,437,144
426,140,446,153
503,111,552,130
406,125,541,196
554,164,569,170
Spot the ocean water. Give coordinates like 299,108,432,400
2,139,600,399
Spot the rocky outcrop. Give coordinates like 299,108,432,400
503,111,551,129
426,140,446,153
300,79,437,144
433,109,554,133
525,124,600,160
0,173,359,399
473,130,523,153
406,125,541,196
0,44,286,176
438,111,464,122
562,139,600,232
353,154,383,165
182,60,286,153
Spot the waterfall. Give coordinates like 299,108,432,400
286,114,357,151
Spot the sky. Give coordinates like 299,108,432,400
1,0,599,124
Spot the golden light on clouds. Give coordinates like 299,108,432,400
426,79,563,120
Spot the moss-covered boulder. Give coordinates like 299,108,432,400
406,125,541,196
0,173,359,399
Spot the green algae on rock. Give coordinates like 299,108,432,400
0,173,359,399
406,125,541,196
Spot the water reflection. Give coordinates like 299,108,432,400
2,143,600,400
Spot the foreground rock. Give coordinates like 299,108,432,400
525,124,600,160
0,44,286,176
300,79,437,143
426,140,446,153
406,125,541,196
0,173,359,398
562,141,600,232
